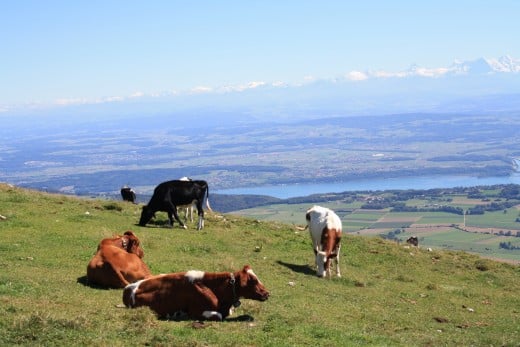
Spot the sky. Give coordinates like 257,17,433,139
1,1,519,111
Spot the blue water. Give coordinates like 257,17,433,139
216,174,520,199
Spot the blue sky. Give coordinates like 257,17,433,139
1,1,519,110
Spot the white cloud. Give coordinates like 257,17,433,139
190,86,213,94
130,91,145,98
409,66,450,78
346,71,368,81
102,96,124,103
370,70,409,78
54,97,89,106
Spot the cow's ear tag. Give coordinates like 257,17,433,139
233,300,241,308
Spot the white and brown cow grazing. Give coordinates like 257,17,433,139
86,231,152,288
305,205,342,278
123,265,269,321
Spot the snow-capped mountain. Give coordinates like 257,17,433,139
450,55,520,75
3,56,520,121
486,55,520,73
347,55,520,80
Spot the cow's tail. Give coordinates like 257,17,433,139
204,185,213,212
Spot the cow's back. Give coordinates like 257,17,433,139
148,180,206,207
87,245,151,288
123,273,193,317
307,205,342,245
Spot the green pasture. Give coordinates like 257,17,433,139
466,208,520,230
416,212,464,224
392,228,520,262
2,184,520,346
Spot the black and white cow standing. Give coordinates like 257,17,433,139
138,180,211,230
120,187,137,204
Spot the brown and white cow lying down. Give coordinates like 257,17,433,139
86,231,152,288
305,205,342,278
123,265,269,321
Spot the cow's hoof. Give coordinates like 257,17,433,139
182,225,188,230
192,321,206,329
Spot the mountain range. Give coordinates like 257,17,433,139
2,56,520,126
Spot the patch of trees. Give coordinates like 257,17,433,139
284,192,358,205
467,200,520,215
390,203,464,215
429,154,500,162
211,194,281,213
499,184,520,199
499,241,520,250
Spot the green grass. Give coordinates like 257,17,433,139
466,208,520,230
1,184,520,346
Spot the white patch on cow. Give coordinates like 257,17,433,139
202,311,222,320
125,279,145,307
185,270,205,282
306,205,342,278
246,268,262,284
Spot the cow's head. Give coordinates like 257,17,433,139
315,246,339,278
315,246,329,278
123,231,145,258
139,206,154,226
236,265,269,302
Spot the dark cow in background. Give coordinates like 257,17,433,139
406,236,419,247
121,186,136,203
123,265,269,321
86,231,152,288
139,179,211,230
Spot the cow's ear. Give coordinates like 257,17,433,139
240,265,251,286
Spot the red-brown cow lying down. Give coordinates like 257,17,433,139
123,265,269,321
87,231,152,288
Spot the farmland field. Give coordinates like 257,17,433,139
231,186,520,263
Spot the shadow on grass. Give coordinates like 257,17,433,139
134,220,182,229
159,314,255,325
76,275,117,290
276,260,315,276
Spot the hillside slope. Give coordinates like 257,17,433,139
0,183,519,346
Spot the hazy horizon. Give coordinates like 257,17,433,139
2,2,520,116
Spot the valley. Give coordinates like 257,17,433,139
1,112,519,197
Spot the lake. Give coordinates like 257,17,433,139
216,174,520,199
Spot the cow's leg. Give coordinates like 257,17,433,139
189,205,194,223
101,262,130,288
335,245,341,277
195,200,204,230
169,205,187,229
189,283,221,320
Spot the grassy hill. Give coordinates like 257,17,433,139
1,183,519,346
